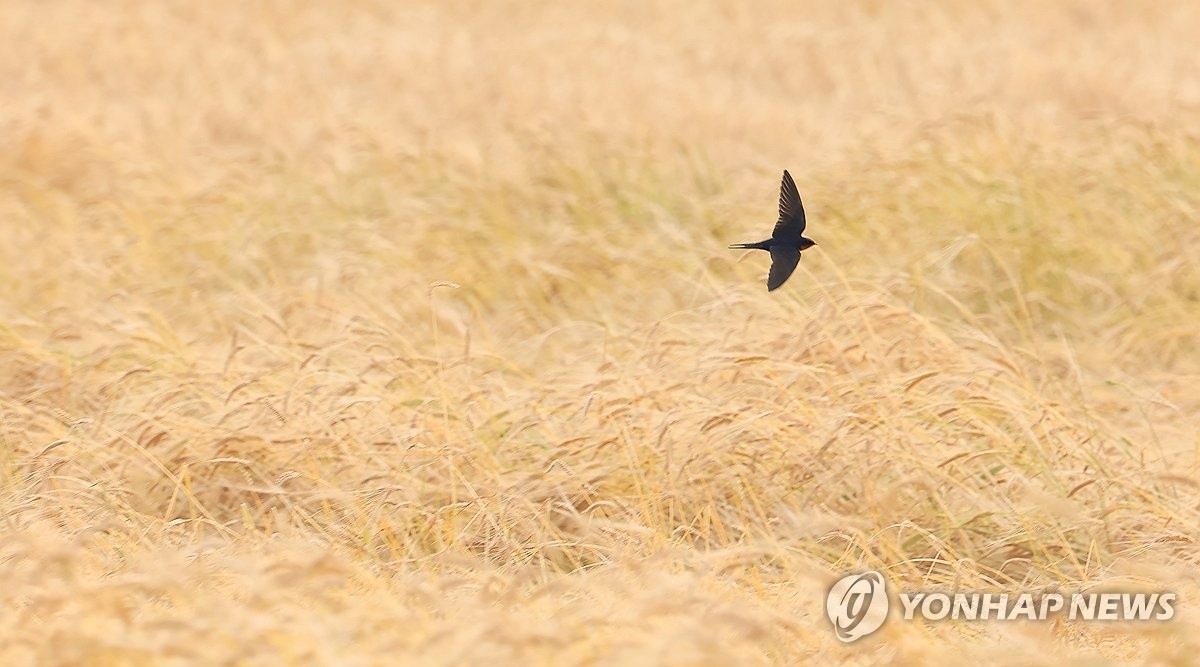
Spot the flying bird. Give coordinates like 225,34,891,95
728,170,816,291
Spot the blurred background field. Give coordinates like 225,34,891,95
1,1,1198,664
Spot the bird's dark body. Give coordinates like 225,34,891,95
728,170,816,291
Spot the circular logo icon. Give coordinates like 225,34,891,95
826,571,889,642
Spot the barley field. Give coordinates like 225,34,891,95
1,1,1198,665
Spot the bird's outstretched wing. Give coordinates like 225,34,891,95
767,246,801,291
772,170,806,239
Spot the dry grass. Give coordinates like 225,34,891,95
1,1,1199,664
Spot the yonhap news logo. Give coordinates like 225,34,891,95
826,570,1177,643
826,572,889,642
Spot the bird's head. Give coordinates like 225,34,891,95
800,238,817,250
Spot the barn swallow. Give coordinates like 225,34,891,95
728,170,816,291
